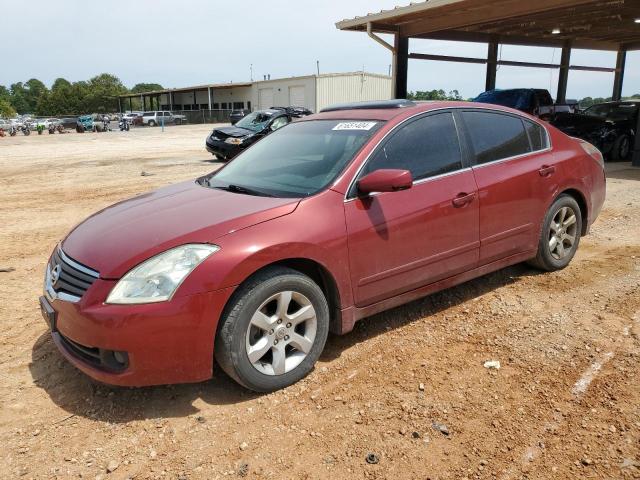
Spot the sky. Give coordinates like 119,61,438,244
2,0,638,100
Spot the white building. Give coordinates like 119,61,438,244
118,72,392,115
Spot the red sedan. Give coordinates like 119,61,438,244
40,100,606,392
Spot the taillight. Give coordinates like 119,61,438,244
577,139,604,167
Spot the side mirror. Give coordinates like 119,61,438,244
357,169,413,196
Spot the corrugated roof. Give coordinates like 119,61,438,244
336,0,640,51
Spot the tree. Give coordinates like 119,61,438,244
131,83,163,93
84,73,127,112
407,89,463,101
0,85,10,102
0,98,16,117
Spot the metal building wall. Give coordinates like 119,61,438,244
315,73,392,112
251,76,317,111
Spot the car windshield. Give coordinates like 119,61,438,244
474,90,533,110
584,103,638,121
204,119,383,198
235,111,275,132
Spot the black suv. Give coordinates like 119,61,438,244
206,109,292,160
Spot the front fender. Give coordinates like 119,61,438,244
176,190,354,308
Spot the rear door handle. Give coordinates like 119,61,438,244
539,165,556,177
452,192,476,208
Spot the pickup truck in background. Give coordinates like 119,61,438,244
473,89,577,120
141,111,186,126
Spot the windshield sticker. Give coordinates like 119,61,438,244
332,122,378,131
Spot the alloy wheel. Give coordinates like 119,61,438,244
245,291,317,376
548,206,578,260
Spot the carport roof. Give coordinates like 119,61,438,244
336,0,640,51
118,82,253,99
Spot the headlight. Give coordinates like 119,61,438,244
225,137,245,145
106,244,219,304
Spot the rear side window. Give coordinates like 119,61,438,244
362,112,462,181
462,111,530,164
524,120,548,151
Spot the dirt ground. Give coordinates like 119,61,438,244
0,125,639,480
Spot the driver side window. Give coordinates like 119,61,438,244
360,112,462,182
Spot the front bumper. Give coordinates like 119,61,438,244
40,279,235,387
205,137,241,159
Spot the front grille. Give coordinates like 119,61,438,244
58,333,129,372
48,247,100,301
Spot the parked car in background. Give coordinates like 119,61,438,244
0,119,13,133
206,108,292,160
76,115,94,133
551,101,639,161
36,118,62,129
41,99,605,392
122,112,143,126
229,109,251,125
473,89,575,119
141,111,183,126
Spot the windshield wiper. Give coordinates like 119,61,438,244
214,184,274,197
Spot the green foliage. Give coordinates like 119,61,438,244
0,98,16,117
1,74,161,116
407,89,463,101
131,83,163,94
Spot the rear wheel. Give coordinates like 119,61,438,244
611,134,631,161
528,194,582,271
215,267,329,392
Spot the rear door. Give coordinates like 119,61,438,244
459,109,557,264
345,111,480,306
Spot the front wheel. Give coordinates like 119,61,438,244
148,120,156,127
528,195,582,271
215,267,330,392
610,134,631,161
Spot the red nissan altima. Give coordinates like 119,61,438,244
40,100,606,392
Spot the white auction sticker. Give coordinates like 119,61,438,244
332,122,378,131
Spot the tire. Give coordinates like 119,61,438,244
215,154,225,161
528,194,582,271
148,120,156,127
175,119,182,125
610,134,631,161
215,266,330,392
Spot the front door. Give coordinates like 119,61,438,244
345,112,480,307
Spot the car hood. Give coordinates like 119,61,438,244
62,180,300,279
212,126,256,138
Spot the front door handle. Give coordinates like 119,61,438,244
539,165,556,177
452,192,476,208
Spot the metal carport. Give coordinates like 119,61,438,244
336,0,640,165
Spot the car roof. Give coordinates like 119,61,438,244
301,100,532,122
